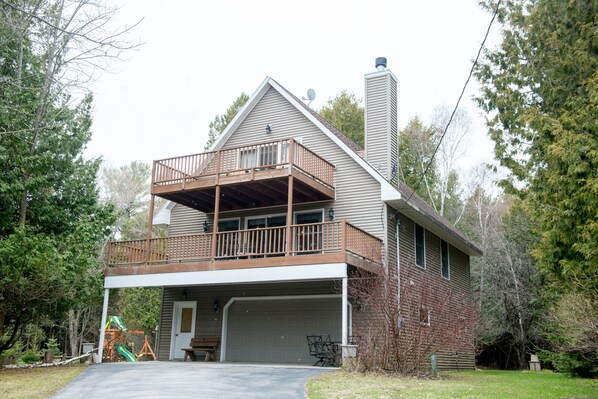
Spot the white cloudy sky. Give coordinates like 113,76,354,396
86,0,500,172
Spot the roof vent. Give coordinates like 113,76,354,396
375,57,387,71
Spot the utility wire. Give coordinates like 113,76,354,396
402,0,501,207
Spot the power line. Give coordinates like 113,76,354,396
402,0,501,207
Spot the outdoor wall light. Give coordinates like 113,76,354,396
329,207,335,221
182,289,188,300
265,124,272,134
203,220,209,233
213,299,219,313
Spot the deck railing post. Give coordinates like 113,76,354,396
341,220,347,254
288,137,294,167
211,185,221,260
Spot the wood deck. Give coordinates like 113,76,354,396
151,138,335,212
106,221,383,276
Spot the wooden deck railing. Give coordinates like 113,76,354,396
107,221,381,267
153,138,335,189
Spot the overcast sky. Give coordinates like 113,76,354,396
86,0,500,172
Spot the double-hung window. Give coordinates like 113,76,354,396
441,239,450,279
415,223,426,268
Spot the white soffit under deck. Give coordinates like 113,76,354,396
104,263,347,289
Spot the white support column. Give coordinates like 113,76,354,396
341,277,348,346
97,288,110,363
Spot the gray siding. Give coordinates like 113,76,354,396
157,281,338,361
168,203,205,236
220,87,384,239
364,71,397,182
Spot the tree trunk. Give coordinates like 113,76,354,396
68,308,81,356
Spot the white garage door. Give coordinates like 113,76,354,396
225,297,341,364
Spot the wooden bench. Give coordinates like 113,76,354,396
182,337,219,361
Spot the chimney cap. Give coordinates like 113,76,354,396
375,57,387,71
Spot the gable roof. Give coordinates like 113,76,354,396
206,77,483,256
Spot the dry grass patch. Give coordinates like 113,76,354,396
0,364,87,399
308,370,598,399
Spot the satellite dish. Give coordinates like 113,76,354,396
302,88,316,105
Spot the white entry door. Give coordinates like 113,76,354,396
170,301,196,360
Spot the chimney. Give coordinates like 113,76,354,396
364,57,398,183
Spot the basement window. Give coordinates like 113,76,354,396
419,305,431,326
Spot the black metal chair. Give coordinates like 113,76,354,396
306,335,337,367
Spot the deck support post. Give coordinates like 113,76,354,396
286,176,294,256
285,139,295,256
146,193,156,263
211,185,221,259
342,276,348,346
97,288,110,363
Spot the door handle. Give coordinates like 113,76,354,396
175,334,178,336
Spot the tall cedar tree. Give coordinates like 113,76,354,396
0,1,115,354
475,0,597,293
476,0,597,376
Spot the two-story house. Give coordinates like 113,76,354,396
100,58,482,369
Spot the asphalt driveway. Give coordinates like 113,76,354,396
52,362,333,399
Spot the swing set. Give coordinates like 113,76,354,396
103,316,156,362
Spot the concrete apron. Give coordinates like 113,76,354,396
52,361,335,399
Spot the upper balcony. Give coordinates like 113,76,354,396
152,138,335,213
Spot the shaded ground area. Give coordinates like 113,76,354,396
52,362,332,399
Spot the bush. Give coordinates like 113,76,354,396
19,350,41,364
543,291,598,378
45,338,62,357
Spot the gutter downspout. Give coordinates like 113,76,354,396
396,219,401,320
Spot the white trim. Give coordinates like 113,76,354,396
97,289,110,363
170,301,197,360
415,223,426,269
440,238,451,280
104,263,348,289
220,294,342,362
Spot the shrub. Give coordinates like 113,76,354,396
19,350,41,364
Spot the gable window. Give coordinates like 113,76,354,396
415,223,426,268
441,239,450,279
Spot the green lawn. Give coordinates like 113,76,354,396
0,365,87,399
308,370,598,399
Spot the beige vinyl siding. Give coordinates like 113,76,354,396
168,203,206,236
157,281,338,361
389,77,398,186
157,288,173,360
365,72,397,182
220,87,384,239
